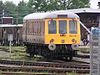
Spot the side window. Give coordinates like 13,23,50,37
27,21,30,34
48,20,56,34
59,20,67,34
69,20,77,34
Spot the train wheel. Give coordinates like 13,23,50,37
26,45,35,58
66,44,73,61
65,56,73,61
29,53,34,58
68,56,72,61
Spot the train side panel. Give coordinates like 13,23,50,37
23,19,45,44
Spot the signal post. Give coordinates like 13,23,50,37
90,27,100,75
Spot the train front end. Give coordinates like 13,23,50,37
45,18,80,45
44,12,81,60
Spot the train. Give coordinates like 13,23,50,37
22,11,81,61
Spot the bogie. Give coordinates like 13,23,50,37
25,44,76,61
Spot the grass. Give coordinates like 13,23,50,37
0,71,90,75
0,46,25,52
0,46,26,60
0,45,91,61
0,46,90,75
56,72,90,75
0,46,45,61
0,71,55,75
76,46,90,53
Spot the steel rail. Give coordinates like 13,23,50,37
0,60,90,74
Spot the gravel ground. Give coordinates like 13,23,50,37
0,47,10,58
0,50,9,58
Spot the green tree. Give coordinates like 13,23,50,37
47,0,61,10
0,0,90,24
0,1,4,23
27,0,34,12
27,0,48,12
67,0,90,9
3,1,17,24
0,1,4,10
27,0,64,11
17,0,29,23
0,1,4,17
27,0,90,12
4,1,16,17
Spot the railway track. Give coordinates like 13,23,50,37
1,72,55,75
0,60,90,74
76,54,90,58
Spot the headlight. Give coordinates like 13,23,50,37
50,39,54,43
72,39,76,44
61,40,65,43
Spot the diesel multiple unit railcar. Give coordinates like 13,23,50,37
23,11,81,60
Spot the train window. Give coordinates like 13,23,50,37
59,20,67,34
48,20,56,34
69,20,77,34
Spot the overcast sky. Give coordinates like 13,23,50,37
2,0,100,9
90,0,100,9
2,0,28,5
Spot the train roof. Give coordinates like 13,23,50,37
23,11,79,20
68,8,100,13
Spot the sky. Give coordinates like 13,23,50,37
2,0,28,5
2,0,100,9
90,0,100,9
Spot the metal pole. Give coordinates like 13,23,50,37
78,20,91,34
2,10,4,17
16,7,18,44
9,40,11,58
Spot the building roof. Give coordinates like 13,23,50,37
0,24,23,28
2,17,13,18
68,8,100,13
23,11,79,20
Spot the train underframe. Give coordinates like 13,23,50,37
24,43,77,61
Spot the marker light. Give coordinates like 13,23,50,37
72,39,76,43
61,40,65,43
50,39,54,43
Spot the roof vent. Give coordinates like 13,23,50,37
58,15,67,18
